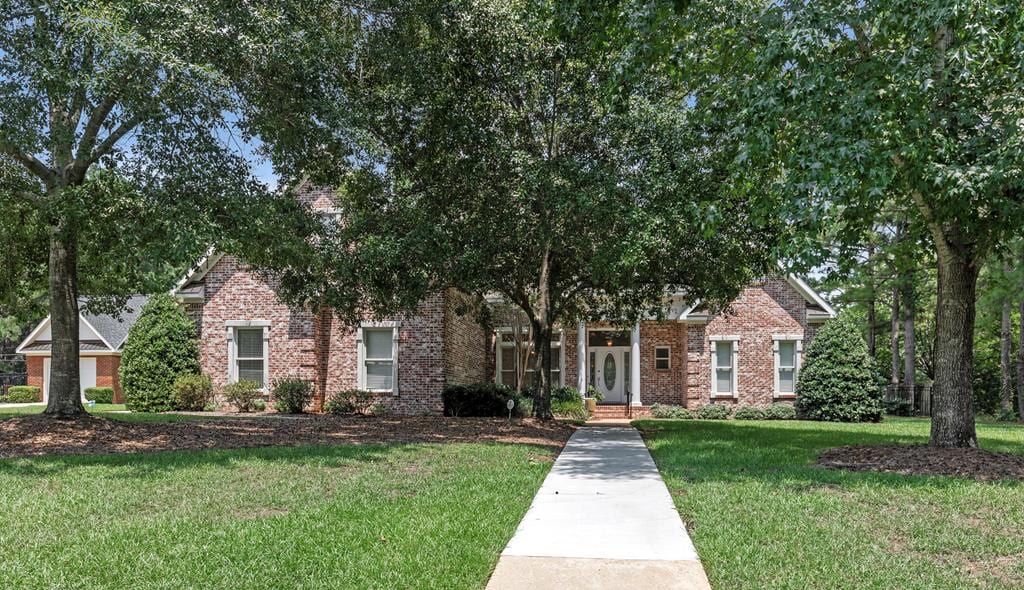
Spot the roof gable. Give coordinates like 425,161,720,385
16,295,150,354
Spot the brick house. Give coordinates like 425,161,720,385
172,188,835,415
16,296,148,404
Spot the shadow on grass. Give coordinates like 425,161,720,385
634,419,1024,490
0,439,557,481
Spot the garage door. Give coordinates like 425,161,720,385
42,357,96,403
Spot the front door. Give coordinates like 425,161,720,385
590,347,630,403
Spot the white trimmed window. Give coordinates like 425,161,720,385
710,337,739,396
654,346,671,371
359,325,398,393
226,321,270,389
496,329,563,388
773,336,802,396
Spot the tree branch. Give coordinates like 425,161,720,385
0,141,56,185
75,95,118,161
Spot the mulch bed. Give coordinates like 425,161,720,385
816,444,1024,482
0,414,575,460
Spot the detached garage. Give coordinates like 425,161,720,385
16,296,148,404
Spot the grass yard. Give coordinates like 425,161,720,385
637,417,1024,590
0,441,554,590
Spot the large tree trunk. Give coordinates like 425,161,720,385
43,223,86,418
890,285,900,386
530,321,554,420
1000,273,1013,416
903,270,916,401
929,252,979,448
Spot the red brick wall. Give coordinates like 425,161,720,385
686,277,814,408
194,255,318,393
26,356,43,390
639,321,687,405
442,290,488,386
92,356,123,403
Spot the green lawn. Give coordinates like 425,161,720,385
636,418,1024,590
0,442,554,589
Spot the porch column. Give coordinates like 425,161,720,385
630,322,641,405
576,321,588,394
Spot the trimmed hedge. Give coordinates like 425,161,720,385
120,294,200,412
272,378,313,413
325,389,376,414
734,406,766,420
6,386,41,403
84,387,114,404
697,403,732,420
442,383,530,417
650,404,695,419
764,403,797,420
796,312,883,422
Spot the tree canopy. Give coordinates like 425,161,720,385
0,1,332,416
261,0,777,417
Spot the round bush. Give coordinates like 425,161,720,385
172,374,213,411
119,294,200,412
223,380,263,412
764,403,796,420
733,406,766,420
84,387,115,404
272,378,313,413
795,312,883,422
697,403,732,420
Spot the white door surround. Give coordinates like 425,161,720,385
578,324,642,405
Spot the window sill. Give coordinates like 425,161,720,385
711,393,737,399
773,394,796,400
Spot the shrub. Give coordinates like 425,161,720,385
697,403,732,420
764,403,797,420
252,399,267,412
222,380,263,412
650,403,695,419
172,374,212,411
84,387,114,404
272,378,313,413
6,386,40,403
549,386,587,419
442,383,529,417
733,406,766,420
884,398,915,417
120,294,200,412
326,389,376,415
795,312,884,422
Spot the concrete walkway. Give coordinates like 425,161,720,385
487,427,710,590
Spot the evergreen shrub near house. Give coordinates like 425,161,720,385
764,403,797,420
223,380,263,412
442,383,530,417
84,387,114,404
120,294,200,412
272,378,313,413
697,403,732,420
733,406,766,420
172,374,213,411
325,389,378,415
795,312,884,422
550,386,586,420
5,386,41,403
650,404,695,419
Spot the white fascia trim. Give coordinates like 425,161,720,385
16,316,51,353
785,273,837,318
172,247,223,294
